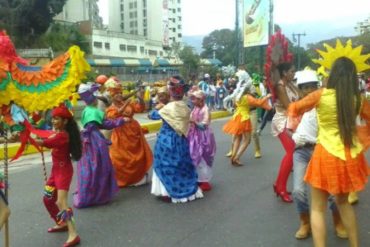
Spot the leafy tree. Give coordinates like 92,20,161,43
38,23,90,54
201,29,237,66
0,0,67,47
178,45,200,80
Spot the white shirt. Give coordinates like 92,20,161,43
292,108,317,147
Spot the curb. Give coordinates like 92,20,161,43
0,111,231,159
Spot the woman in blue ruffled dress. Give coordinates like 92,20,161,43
150,76,203,203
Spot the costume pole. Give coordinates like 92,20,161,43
3,128,10,247
40,148,47,182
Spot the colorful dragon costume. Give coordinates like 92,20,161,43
0,31,90,160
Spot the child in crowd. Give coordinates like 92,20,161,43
36,105,82,247
188,88,216,191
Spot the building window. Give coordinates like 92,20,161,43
134,2,137,8
178,33,182,38
127,45,137,52
140,46,145,53
144,28,147,36
148,50,157,56
143,9,147,17
143,19,147,26
143,0,147,7
120,4,123,11
172,9,176,13
105,43,110,49
121,13,124,20
160,51,163,56
129,2,133,8
93,42,102,48
119,44,126,51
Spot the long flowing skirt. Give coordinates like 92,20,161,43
73,125,119,208
151,121,203,202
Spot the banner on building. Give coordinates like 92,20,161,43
243,0,270,47
162,0,170,48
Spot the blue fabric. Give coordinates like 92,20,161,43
148,109,161,120
153,121,198,199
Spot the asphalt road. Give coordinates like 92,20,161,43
3,118,370,247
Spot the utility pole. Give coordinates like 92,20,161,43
292,32,306,70
235,0,244,65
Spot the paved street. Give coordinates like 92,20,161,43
3,118,370,247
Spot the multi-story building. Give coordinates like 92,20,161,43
355,16,370,35
54,0,103,29
108,0,182,49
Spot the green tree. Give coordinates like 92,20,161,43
201,29,237,66
178,45,200,80
38,23,90,54
0,0,67,47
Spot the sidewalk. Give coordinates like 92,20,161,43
0,110,230,159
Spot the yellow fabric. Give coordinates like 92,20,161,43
0,46,90,112
317,88,363,160
233,96,250,121
159,101,190,136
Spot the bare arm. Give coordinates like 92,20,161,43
275,84,291,109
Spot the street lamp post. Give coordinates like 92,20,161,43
212,43,217,59
292,32,306,70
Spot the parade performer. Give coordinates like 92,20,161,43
223,83,272,166
35,105,82,247
288,41,370,246
151,76,203,203
148,86,170,119
188,88,216,191
290,70,347,240
73,83,129,208
106,83,153,187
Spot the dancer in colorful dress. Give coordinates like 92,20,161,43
151,76,203,203
290,70,347,240
223,84,272,166
106,84,153,187
188,88,216,191
271,62,300,203
36,105,82,247
73,83,129,208
288,56,370,247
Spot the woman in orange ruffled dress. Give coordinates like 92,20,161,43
106,84,153,187
223,85,272,166
288,57,370,247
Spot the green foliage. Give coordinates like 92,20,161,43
201,29,237,65
0,0,67,47
38,23,90,54
179,45,200,79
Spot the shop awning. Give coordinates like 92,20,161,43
87,58,152,67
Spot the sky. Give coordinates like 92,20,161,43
98,0,370,45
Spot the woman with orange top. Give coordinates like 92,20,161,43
223,85,271,166
288,57,370,247
106,87,153,187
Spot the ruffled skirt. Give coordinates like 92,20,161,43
304,144,368,195
223,114,252,135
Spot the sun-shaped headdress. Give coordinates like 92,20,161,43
313,39,370,73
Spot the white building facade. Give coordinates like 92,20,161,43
355,16,370,34
108,0,182,48
54,0,103,29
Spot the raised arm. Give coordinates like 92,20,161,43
288,89,323,118
246,94,272,110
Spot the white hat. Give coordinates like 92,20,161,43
204,73,210,79
296,70,319,85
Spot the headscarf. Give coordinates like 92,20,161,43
168,76,185,100
78,82,100,105
189,88,205,101
52,105,73,119
105,77,122,96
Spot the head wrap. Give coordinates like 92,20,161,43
105,77,122,96
78,82,100,105
189,88,205,100
168,76,185,100
157,86,169,95
95,74,108,85
52,105,73,119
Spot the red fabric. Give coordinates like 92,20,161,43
43,132,73,190
51,105,72,119
275,130,295,193
43,192,59,224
